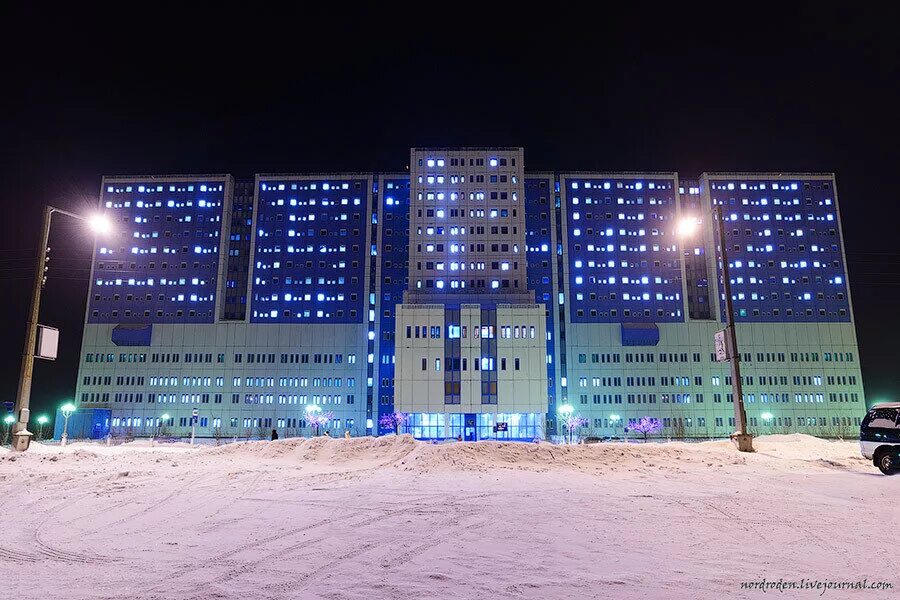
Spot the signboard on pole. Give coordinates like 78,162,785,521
714,329,730,362
191,408,199,424
36,325,59,360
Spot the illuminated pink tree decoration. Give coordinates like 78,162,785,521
307,411,334,436
379,411,408,434
564,415,589,443
626,416,662,441
565,415,589,433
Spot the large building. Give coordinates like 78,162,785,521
64,148,866,441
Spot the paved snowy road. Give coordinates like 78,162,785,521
0,435,896,599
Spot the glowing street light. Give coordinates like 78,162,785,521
609,414,622,439
3,414,15,445
678,206,753,452
59,402,76,447
36,415,49,441
677,216,700,238
12,207,112,452
761,412,774,425
557,404,574,444
87,213,112,234
156,413,171,440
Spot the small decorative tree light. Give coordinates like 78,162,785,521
626,416,662,442
556,404,575,443
307,411,334,436
378,412,408,435
305,405,333,436
564,415,590,444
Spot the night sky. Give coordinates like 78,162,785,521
2,4,899,422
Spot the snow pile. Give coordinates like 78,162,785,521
200,433,867,475
3,434,867,474
0,433,891,600
693,433,869,470
207,434,421,473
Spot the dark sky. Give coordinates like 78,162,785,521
2,4,899,422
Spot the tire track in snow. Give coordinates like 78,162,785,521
252,539,386,598
7,487,120,565
81,472,218,535
254,501,492,596
153,493,448,595
0,546,40,563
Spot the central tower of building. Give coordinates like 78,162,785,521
394,148,549,439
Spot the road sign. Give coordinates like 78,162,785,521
714,329,730,362
36,325,59,360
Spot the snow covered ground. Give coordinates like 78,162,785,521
1,435,896,599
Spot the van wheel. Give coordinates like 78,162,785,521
875,449,898,475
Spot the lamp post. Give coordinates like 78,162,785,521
36,415,49,441
3,414,14,446
679,206,753,452
12,207,111,452
59,402,76,447
609,414,621,440
157,413,170,440
557,403,574,444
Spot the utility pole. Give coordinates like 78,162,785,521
12,207,109,452
714,205,753,452
11,207,53,451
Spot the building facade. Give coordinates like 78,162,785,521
68,149,866,441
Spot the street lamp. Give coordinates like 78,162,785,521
59,402,76,447
557,403,574,444
609,414,621,439
157,413,171,439
12,207,112,452
36,415,49,441
87,214,112,235
3,414,15,445
761,412,773,429
676,216,700,238
305,405,322,436
678,207,753,452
